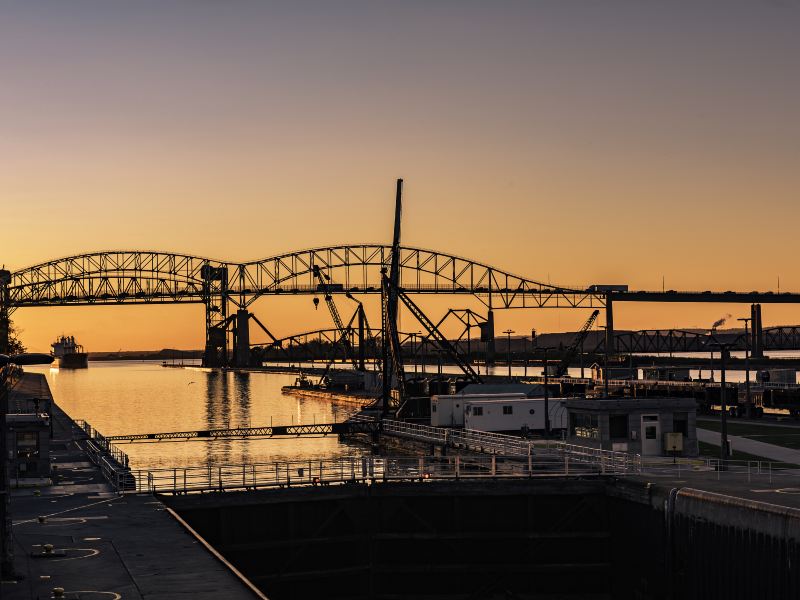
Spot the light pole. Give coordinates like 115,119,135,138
738,317,752,418
417,332,425,375
523,335,528,378
713,343,733,466
600,325,610,398
538,346,555,437
411,333,418,375
503,330,515,381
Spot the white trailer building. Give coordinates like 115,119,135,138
430,393,526,427
464,398,567,433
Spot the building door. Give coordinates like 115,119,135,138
641,415,661,456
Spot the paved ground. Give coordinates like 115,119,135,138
698,415,800,429
697,427,800,464
2,374,262,599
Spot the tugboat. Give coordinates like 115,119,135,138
51,335,89,369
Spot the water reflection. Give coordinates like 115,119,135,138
26,361,360,470
201,371,255,465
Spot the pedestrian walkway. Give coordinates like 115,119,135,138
697,427,800,464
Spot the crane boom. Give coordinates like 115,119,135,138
555,310,600,377
312,265,358,368
388,277,483,384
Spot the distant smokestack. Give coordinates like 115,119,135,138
711,313,732,330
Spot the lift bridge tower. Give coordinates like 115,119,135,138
201,264,229,367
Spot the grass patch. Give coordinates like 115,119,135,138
696,420,800,450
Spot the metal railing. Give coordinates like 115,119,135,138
127,451,800,495
379,419,640,473
640,456,800,483
75,419,131,467
131,452,628,494
74,419,135,492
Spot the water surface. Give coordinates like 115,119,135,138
27,361,362,469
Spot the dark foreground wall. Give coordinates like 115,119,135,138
165,478,799,600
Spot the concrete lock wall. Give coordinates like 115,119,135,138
164,478,799,600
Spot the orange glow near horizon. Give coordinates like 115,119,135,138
3,2,800,352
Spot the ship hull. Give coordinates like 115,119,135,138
58,353,89,369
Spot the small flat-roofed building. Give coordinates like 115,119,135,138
6,372,54,484
565,397,698,457
5,413,51,481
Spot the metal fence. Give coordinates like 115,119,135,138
131,452,631,494
640,456,800,484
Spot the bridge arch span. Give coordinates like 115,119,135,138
9,245,599,310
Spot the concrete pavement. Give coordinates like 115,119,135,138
697,427,800,464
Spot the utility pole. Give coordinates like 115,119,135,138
503,330,514,381
738,317,752,419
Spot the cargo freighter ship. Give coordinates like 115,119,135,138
51,335,89,369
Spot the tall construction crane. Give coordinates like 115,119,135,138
385,275,483,385
553,310,600,377
312,265,358,369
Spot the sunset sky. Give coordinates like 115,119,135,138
3,1,800,352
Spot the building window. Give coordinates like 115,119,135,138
473,407,483,416
609,415,628,439
570,413,599,440
503,405,513,415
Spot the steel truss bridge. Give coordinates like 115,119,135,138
3,245,602,366
5,246,800,366
591,325,800,355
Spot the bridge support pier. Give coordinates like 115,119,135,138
751,304,764,359
233,309,251,368
201,264,229,368
485,310,496,366
605,294,615,355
